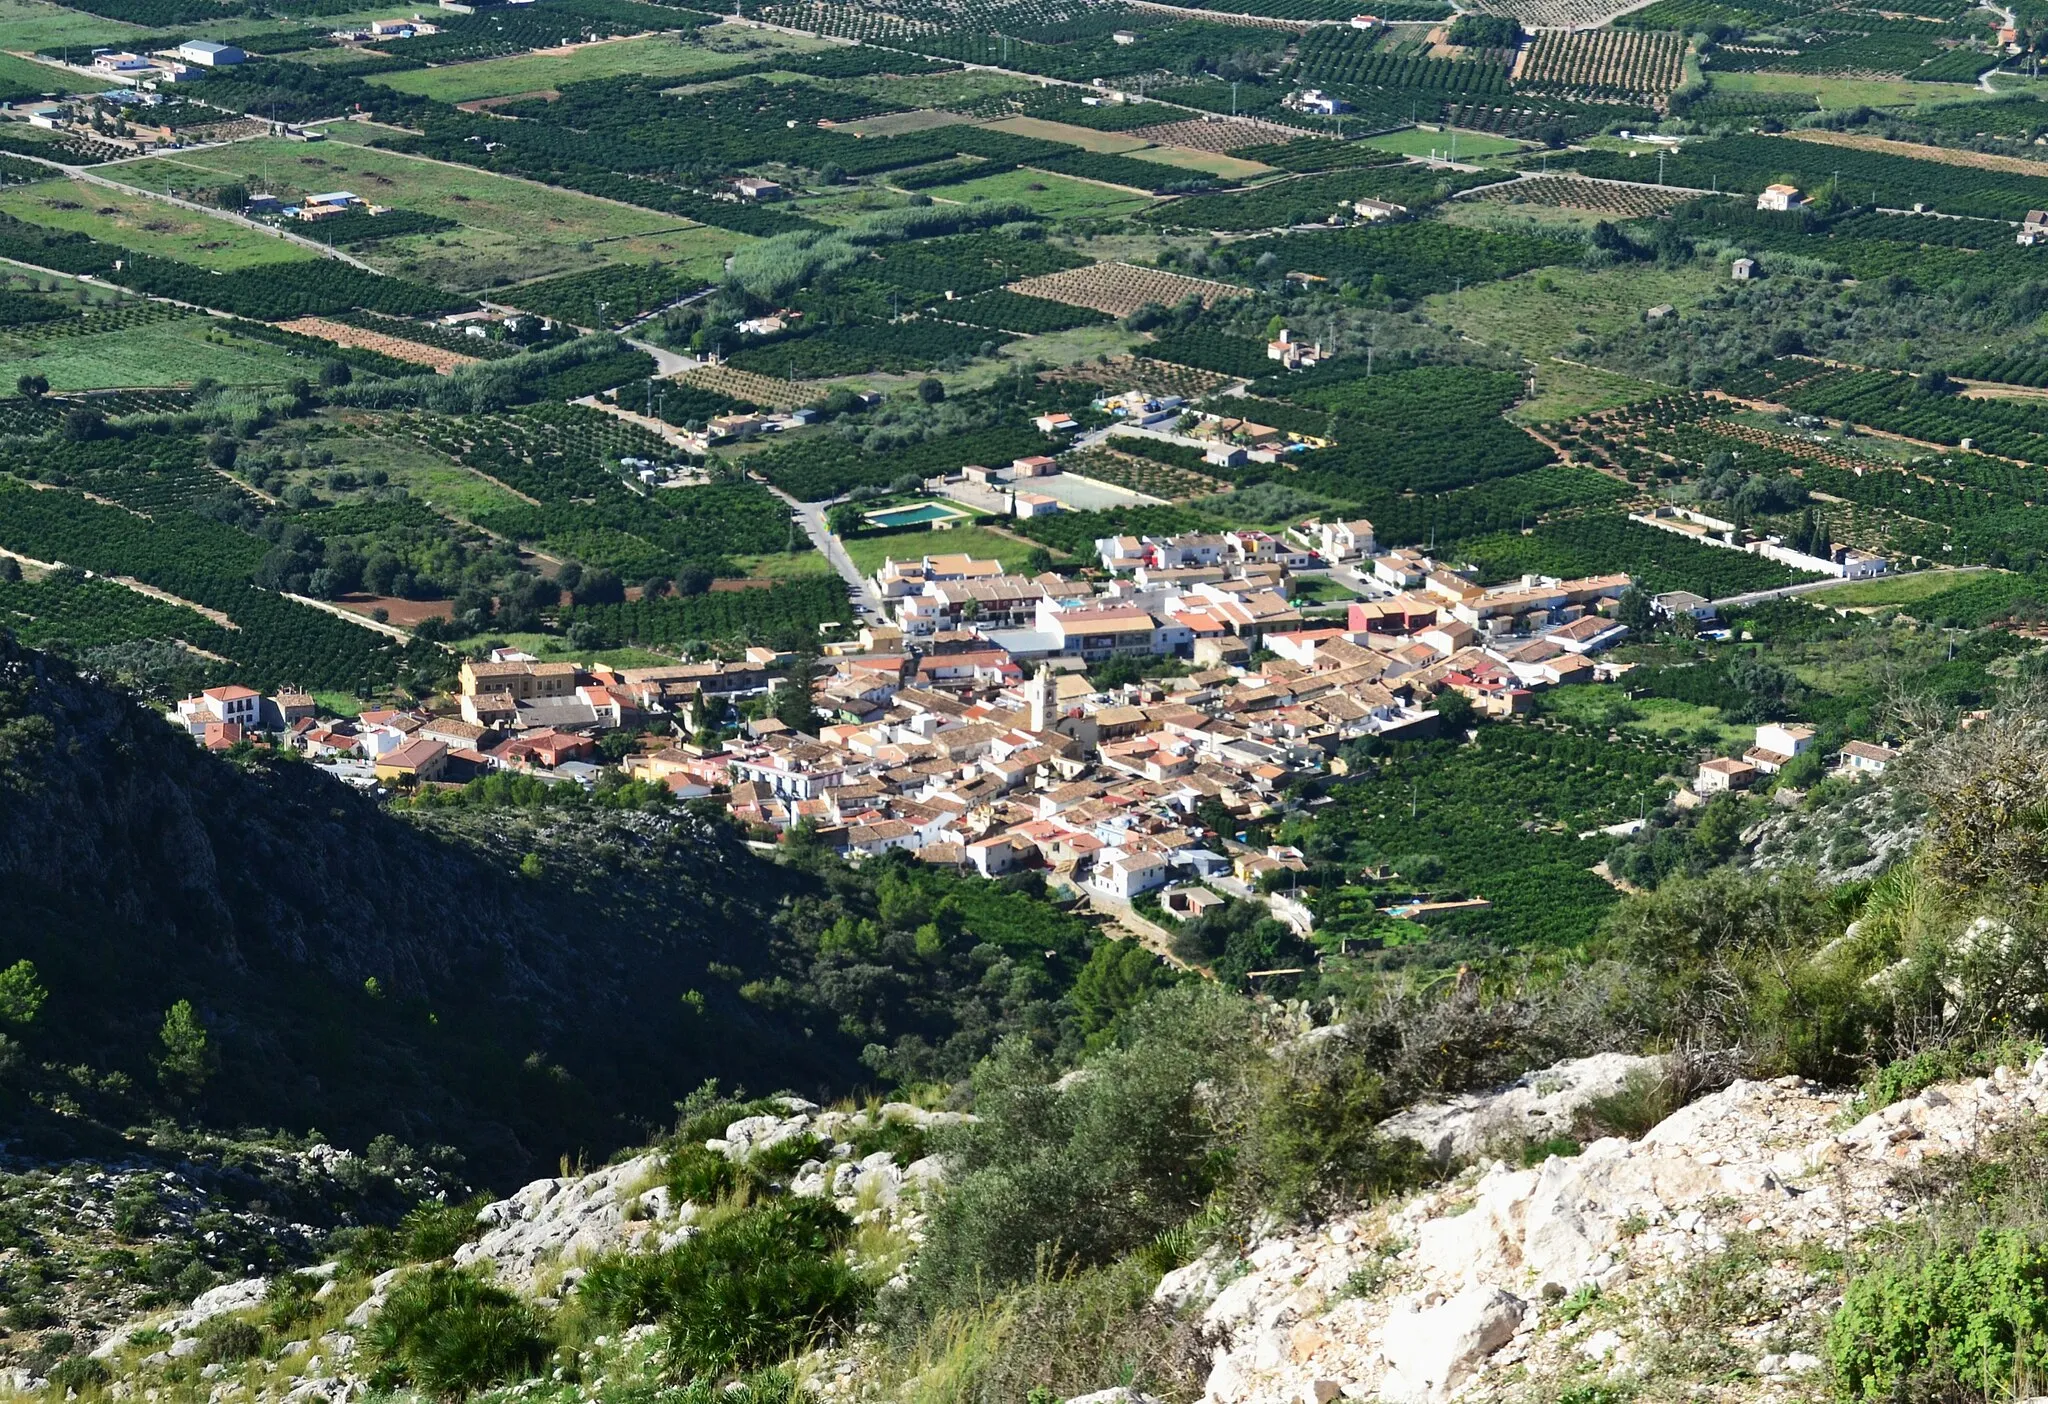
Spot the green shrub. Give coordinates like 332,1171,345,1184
263,1273,323,1333
893,1256,1205,1404
580,1199,866,1380
47,1356,110,1393
845,1117,929,1165
401,1196,489,1262
194,1316,263,1365
748,1134,828,1179
1828,1228,2048,1401
364,1267,552,1397
668,1143,745,1203
328,1224,401,1277
1857,1039,2041,1115
912,988,1249,1312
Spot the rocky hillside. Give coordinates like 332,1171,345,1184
50,1048,2048,1404
60,1100,961,1404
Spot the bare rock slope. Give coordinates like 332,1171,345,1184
1139,1052,2046,1404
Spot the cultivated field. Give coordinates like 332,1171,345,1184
275,316,477,373
1481,172,1695,214
836,109,973,136
1427,260,1723,360
0,179,316,271
0,0,141,55
1126,117,1303,153
928,168,1155,218
1361,126,1527,159
370,27,832,103
1061,445,1226,501
1462,0,1656,31
0,49,86,93
680,364,829,410
1005,262,1250,318
1516,28,1686,100
114,141,735,291
1783,126,2048,177
1046,355,1235,399
1118,144,1274,179
0,315,303,390
982,115,1152,153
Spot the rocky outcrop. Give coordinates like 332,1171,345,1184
1148,1053,2048,1404
455,1102,966,1292
454,1154,669,1292
1376,1053,1670,1166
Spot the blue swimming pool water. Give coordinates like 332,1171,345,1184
866,504,960,527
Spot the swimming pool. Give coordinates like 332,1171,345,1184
865,503,965,528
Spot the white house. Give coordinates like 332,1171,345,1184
1755,722,1816,760
1316,518,1376,561
1293,89,1349,116
1092,847,1168,900
1839,740,1898,777
1757,183,1803,212
175,684,260,733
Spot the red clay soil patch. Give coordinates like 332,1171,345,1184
457,90,561,111
337,595,454,626
710,578,779,591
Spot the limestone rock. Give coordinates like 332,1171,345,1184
1378,1054,1672,1166
454,1154,664,1290
1378,1287,1526,1404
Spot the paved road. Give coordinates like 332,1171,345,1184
625,337,695,376
1711,564,1991,610
766,486,883,616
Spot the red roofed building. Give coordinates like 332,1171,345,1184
500,729,597,770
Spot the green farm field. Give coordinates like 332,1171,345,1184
725,548,833,580
369,27,830,103
1815,565,1998,608
0,0,140,54
1425,261,1727,362
931,167,1156,219
0,49,87,93
1364,127,1527,160
841,523,1042,576
1514,360,1669,423
112,141,741,290
1705,70,2048,109
0,179,316,270
0,315,303,390
312,415,540,522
